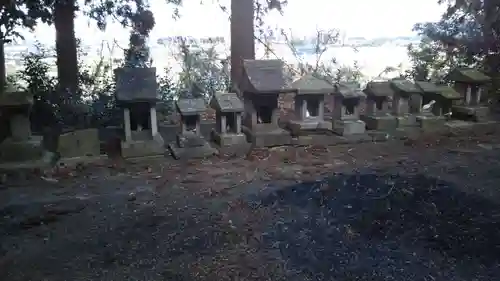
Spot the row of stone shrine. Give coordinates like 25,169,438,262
0,59,492,164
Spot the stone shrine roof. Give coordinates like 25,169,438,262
333,82,365,99
0,91,33,107
445,68,490,84
114,67,158,103
210,92,244,113
436,85,462,100
291,73,333,95
363,81,394,97
390,79,421,95
415,81,440,93
241,59,293,94
176,98,207,116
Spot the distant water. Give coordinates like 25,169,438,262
6,42,410,82
149,43,410,81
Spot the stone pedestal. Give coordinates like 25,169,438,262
120,107,165,158
332,119,366,136
453,105,490,122
122,131,165,158
169,132,217,159
57,128,101,159
416,115,446,132
242,124,292,148
209,92,250,156
211,130,251,156
395,114,419,127
0,136,44,163
361,114,398,131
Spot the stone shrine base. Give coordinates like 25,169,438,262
332,120,366,136
121,132,166,158
242,125,292,148
395,114,419,128
361,115,398,131
168,133,217,160
287,119,332,136
453,105,490,122
211,130,251,157
291,130,338,146
416,115,446,132
0,136,44,163
445,120,497,135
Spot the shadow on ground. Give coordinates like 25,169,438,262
249,173,500,280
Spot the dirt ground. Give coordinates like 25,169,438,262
2,129,500,281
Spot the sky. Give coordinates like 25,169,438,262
21,0,446,45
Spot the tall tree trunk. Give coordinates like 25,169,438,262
54,0,78,101
482,0,500,100
230,0,255,93
0,35,6,92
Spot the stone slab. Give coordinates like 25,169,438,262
177,133,206,148
416,115,446,132
395,114,418,127
242,126,292,148
332,119,366,136
211,142,252,157
332,133,377,144
287,120,332,136
291,134,340,146
168,141,217,160
121,134,166,158
57,128,100,159
361,115,398,131
453,105,490,122
9,114,31,141
0,136,44,163
445,120,497,135
211,130,248,147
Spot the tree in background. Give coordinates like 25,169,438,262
406,0,500,95
0,0,52,90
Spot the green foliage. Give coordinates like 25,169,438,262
406,0,500,87
175,39,229,99
283,28,366,85
0,0,53,41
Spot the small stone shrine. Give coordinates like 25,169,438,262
414,81,449,131
389,79,423,127
362,81,398,130
114,67,165,158
331,82,366,136
239,59,294,147
446,68,491,122
210,92,249,155
0,91,44,163
287,74,333,133
168,98,217,159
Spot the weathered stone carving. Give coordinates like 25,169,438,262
331,83,366,135
168,98,217,159
414,81,450,131
362,81,398,131
114,67,165,158
210,92,248,150
239,59,294,147
0,91,43,163
446,68,491,122
288,74,332,132
390,79,422,127
285,74,337,145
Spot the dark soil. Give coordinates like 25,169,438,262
1,132,500,280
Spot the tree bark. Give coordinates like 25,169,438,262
0,35,5,91
54,0,78,100
230,0,255,93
